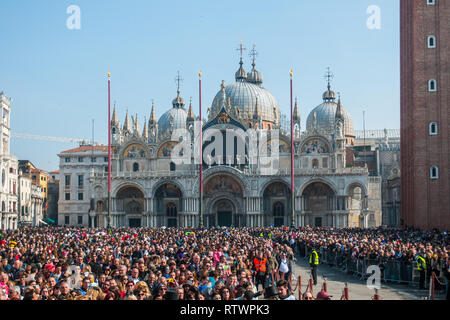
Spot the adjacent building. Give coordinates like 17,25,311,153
18,173,44,226
353,129,401,227
0,92,19,230
57,144,108,226
47,170,60,224
400,0,450,230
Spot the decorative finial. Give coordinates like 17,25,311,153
199,71,202,79
249,44,258,68
175,70,183,93
108,71,111,78
324,67,334,90
236,39,247,64
290,70,293,77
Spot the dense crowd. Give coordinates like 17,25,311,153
0,226,448,300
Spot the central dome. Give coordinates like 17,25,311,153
211,61,280,125
211,81,280,124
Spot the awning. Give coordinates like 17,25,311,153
43,218,56,224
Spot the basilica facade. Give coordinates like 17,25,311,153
83,59,381,229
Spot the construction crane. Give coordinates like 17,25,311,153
11,133,95,145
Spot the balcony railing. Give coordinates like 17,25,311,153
90,165,370,179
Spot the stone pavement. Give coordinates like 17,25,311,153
289,256,446,300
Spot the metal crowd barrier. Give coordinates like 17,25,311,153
298,243,448,291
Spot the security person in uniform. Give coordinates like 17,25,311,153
309,246,319,286
417,251,427,290
253,251,268,291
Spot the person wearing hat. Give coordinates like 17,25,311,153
164,288,179,300
264,285,279,300
276,280,296,300
316,289,332,300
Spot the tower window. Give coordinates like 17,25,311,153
428,36,436,48
427,0,435,5
170,162,176,172
429,122,438,135
428,79,437,92
430,166,439,179
133,163,139,172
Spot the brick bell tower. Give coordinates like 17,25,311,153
400,0,450,231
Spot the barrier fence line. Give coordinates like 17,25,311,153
299,242,447,294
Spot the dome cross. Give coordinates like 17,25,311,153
324,67,334,90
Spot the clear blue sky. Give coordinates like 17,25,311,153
0,0,399,172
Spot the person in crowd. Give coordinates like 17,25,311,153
0,226,447,300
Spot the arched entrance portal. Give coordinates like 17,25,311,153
302,182,335,227
117,186,145,227
154,183,182,227
204,174,243,227
263,181,291,227
212,199,234,227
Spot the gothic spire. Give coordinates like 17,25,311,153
150,100,157,124
142,116,149,140
123,108,131,132
335,93,344,120
111,103,119,125
134,113,141,136
187,97,195,120
293,96,301,121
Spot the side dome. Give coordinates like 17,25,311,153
158,89,188,139
158,108,188,139
306,90,354,137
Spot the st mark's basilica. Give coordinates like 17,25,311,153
87,55,382,229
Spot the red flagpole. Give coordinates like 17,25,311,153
107,72,111,229
199,71,203,227
290,70,295,227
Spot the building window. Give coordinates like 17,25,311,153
78,193,84,201
78,157,84,163
78,216,83,224
322,157,328,168
428,35,436,48
65,216,70,225
429,122,438,135
65,158,71,163
65,193,70,201
104,157,108,162
170,162,176,172
312,159,319,169
133,163,139,172
430,166,439,179
427,0,435,5
91,157,97,163
65,175,71,187
78,175,84,187
428,79,437,92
